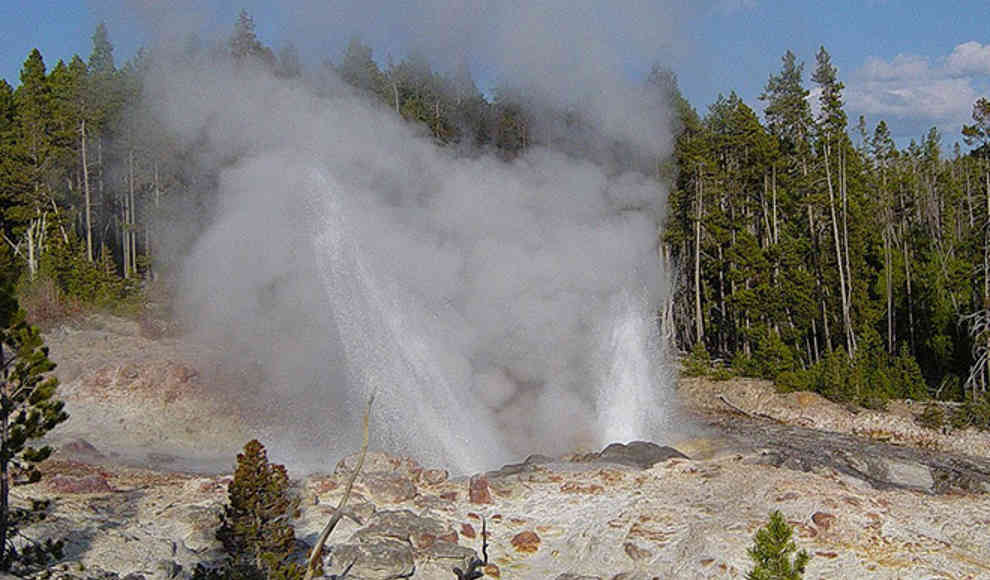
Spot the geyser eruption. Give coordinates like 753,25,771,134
142,0,683,472
307,156,672,472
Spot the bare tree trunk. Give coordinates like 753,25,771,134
904,229,915,354
808,204,831,352
824,143,854,355
966,169,974,228
148,160,160,281
129,153,137,277
885,228,894,353
123,150,134,279
772,165,779,245
881,167,894,354
26,218,37,279
694,165,704,345
660,243,675,348
985,170,990,392
81,119,93,262
0,342,9,569
841,148,856,353
718,244,727,353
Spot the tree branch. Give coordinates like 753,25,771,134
304,394,374,580
1,234,21,257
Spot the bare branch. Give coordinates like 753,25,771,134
304,394,374,580
1,233,21,257
453,517,488,579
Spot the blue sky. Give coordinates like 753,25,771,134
2,1,989,147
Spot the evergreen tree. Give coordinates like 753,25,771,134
761,50,812,158
87,22,115,75
337,37,384,96
10,49,56,279
0,287,68,569
747,510,809,580
214,439,301,579
812,46,856,356
229,10,275,68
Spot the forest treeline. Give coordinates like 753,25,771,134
666,48,990,409
1,12,988,409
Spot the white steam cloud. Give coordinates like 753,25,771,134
142,1,680,472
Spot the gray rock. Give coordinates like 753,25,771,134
413,540,477,579
324,539,415,579
883,459,934,492
714,415,990,494
486,454,554,480
352,509,454,545
359,472,417,505
595,441,689,469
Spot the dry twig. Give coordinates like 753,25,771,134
304,394,374,580
453,517,488,579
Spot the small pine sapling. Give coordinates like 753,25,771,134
746,510,810,580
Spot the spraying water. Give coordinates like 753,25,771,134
308,164,671,473
596,291,668,445
312,169,511,471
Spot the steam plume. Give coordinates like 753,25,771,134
141,1,681,472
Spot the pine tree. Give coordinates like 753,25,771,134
215,439,302,579
336,37,385,96
88,23,114,76
761,51,812,159
10,49,56,279
747,510,809,580
229,10,275,68
0,274,68,569
812,46,856,356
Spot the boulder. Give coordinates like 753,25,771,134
469,474,493,504
353,510,454,546
595,441,689,469
324,538,415,579
359,472,417,504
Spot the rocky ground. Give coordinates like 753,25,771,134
9,316,990,579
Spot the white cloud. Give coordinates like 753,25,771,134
947,41,990,76
846,42,990,138
846,77,977,121
860,54,931,82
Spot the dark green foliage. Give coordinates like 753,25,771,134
746,510,809,580
207,439,302,580
917,402,945,431
0,246,18,329
948,394,990,431
229,10,276,68
734,332,797,380
769,344,927,410
38,234,136,309
0,311,68,477
0,296,69,570
683,341,711,377
3,499,64,575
